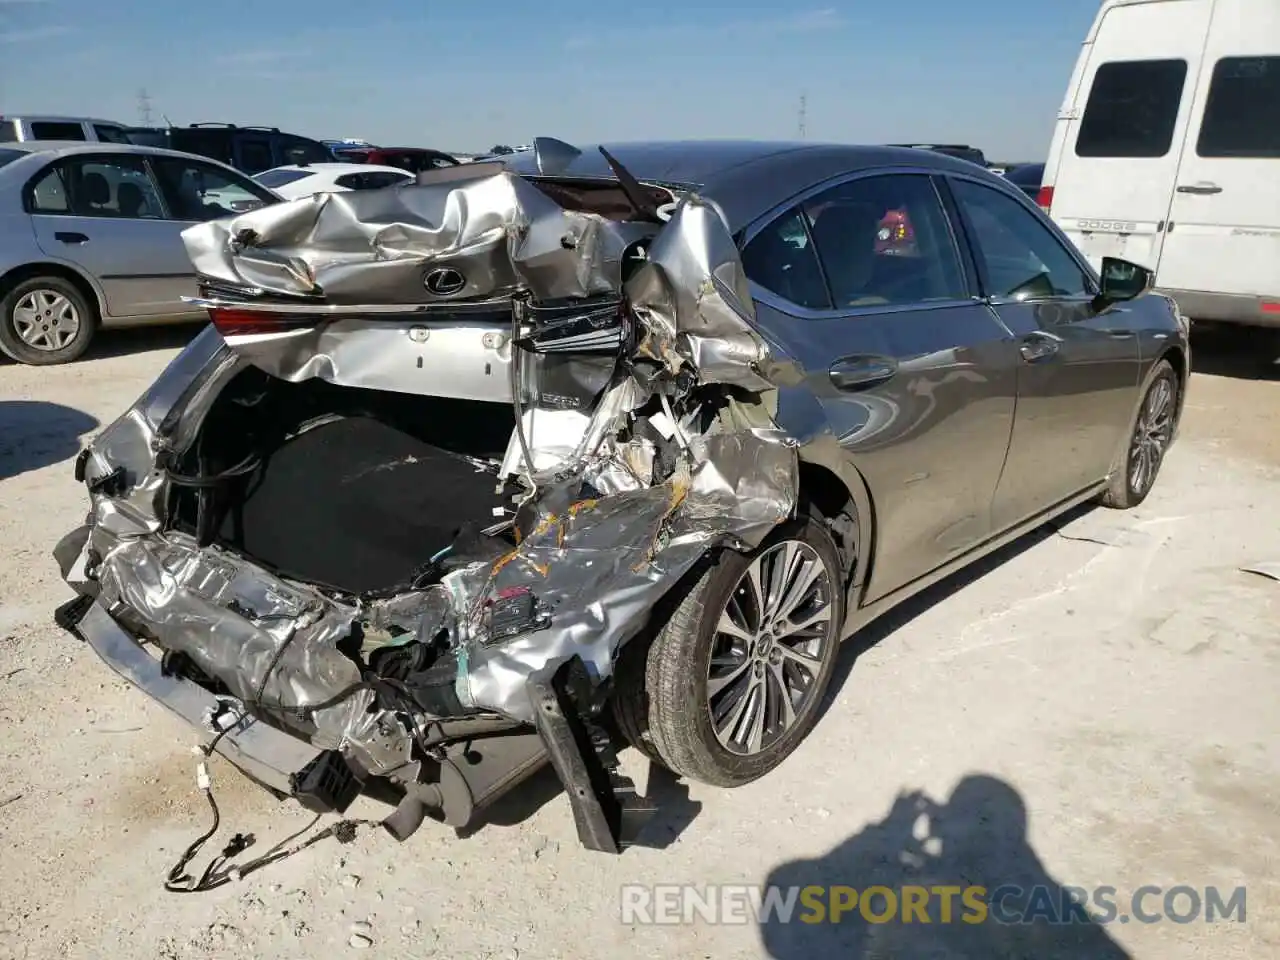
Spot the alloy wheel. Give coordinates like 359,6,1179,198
1129,376,1174,496
12,290,81,352
707,539,835,756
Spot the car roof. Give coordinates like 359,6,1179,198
502,139,997,230
3,115,125,125
265,162,412,176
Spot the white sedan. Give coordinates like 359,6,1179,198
252,162,414,200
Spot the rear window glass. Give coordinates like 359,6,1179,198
1075,59,1187,158
30,121,86,141
277,135,333,166
1197,56,1280,158
254,168,317,188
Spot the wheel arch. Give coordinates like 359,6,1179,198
796,455,875,613
0,261,105,323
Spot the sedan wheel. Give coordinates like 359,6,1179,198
13,290,82,352
708,540,834,757
1128,375,1175,498
1101,358,1179,509
617,516,845,787
0,276,96,365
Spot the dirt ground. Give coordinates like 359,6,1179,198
1,324,1278,959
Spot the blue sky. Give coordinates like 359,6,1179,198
1,0,1103,159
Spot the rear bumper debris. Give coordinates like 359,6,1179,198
59,597,323,799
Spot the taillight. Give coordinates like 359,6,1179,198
208,307,315,336
1036,185,1054,213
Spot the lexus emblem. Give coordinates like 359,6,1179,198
424,267,466,296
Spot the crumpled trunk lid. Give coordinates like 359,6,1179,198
66,145,802,781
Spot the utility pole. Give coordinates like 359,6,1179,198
137,88,153,126
797,93,807,139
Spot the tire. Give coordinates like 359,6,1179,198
623,516,846,787
0,276,97,365
1100,359,1179,509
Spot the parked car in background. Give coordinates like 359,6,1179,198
0,141,278,365
329,145,460,174
1003,162,1044,200
0,115,132,144
890,143,989,167
254,162,414,199
53,139,1187,854
123,124,336,175
1041,0,1279,331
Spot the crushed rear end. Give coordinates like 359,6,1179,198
53,147,800,851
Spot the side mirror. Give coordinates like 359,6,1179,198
1098,256,1154,303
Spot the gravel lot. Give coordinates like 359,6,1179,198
1,324,1277,959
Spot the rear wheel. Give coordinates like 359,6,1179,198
0,276,96,365
618,516,845,787
1100,359,1178,509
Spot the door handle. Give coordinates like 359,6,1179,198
1175,183,1222,195
54,231,89,244
829,355,897,391
1019,333,1060,363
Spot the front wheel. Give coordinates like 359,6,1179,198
1100,358,1179,509
621,516,845,787
0,276,97,365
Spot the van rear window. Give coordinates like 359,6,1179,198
1075,59,1187,158
1198,56,1280,159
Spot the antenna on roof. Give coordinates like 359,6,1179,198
162,114,173,129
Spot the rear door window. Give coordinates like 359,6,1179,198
35,156,167,218
742,209,831,310
1197,56,1280,158
1075,59,1188,158
0,122,17,143
29,121,88,141
803,174,968,307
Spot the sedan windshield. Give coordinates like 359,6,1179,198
254,168,318,188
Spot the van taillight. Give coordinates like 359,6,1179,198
208,307,315,336
1036,185,1054,213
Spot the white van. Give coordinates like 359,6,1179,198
1041,0,1280,328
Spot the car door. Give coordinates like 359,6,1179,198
945,175,1141,530
1156,6,1280,317
27,154,199,319
741,171,1020,601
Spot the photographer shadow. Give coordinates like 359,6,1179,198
761,774,1131,959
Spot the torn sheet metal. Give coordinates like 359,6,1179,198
623,197,773,391
75,164,801,767
182,169,635,305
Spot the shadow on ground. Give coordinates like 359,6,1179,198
1190,324,1280,380
0,400,99,481
761,774,1131,958
455,758,703,851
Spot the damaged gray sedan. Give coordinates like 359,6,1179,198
53,138,1190,852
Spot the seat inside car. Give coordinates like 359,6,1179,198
810,201,891,307
117,181,147,217
77,171,111,215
